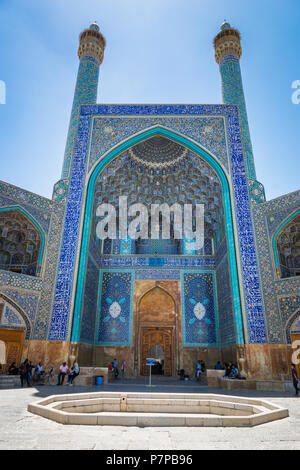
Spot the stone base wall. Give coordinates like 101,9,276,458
21,341,293,381
180,347,221,378
236,344,292,380
21,340,70,373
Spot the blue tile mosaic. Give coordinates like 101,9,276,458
181,271,218,346
96,271,133,345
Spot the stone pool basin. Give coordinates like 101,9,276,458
28,392,288,427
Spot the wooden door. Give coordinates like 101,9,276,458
0,328,24,372
140,327,173,376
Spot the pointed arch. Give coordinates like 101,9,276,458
71,126,243,343
0,206,45,270
0,292,32,339
272,209,300,277
138,285,176,323
286,308,300,344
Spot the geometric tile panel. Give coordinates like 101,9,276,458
181,271,218,346
96,271,133,345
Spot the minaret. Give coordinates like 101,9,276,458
61,23,106,181
213,22,256,181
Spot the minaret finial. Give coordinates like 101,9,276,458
220,20,231,31
78,23,106,63
90,21,100,31
213,22,241,63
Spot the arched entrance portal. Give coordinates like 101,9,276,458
138,287,176,376
71,127,244,373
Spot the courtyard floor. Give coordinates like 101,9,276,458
1,377,300,450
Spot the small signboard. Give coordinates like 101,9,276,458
146,358,157,366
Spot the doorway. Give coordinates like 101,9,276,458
140,327,173,376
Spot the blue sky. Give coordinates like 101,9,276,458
0,0,299,201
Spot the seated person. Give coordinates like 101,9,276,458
67,362,80,385
223,362,231,378
8,362,18,375
34,362,44,382
214,361,223,370
228,364,239,379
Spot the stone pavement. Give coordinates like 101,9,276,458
0,379,300,450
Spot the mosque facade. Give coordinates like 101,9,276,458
0,22,299,380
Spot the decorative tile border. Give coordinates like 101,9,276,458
89,116,228,172
135,270,181,281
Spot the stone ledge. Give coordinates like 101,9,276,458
28,391,289,427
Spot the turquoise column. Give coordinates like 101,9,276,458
61,23,106,180
214,22,257,181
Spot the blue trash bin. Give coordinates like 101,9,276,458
95,376,103,386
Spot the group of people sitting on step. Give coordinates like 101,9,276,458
178,360,245,381
222,362,245,379
7,359,80,386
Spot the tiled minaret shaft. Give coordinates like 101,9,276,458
61,23,106,179
214,22,256,180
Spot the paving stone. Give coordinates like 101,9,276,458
0,384,299,450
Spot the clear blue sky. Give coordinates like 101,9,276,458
0,0,299,201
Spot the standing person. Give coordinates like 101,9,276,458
112,358,119,379
34,362,44,382
121,359,126,378
47,366,54,385
195,360,202,381
26,360,33,386
19,360,28,387
57,362,69,386
291,364,299,396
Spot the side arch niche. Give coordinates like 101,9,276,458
274,211,300,279
0,208,44,276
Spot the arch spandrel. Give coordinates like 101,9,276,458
138,286,176,324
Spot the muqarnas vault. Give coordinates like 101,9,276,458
0,22,299,380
